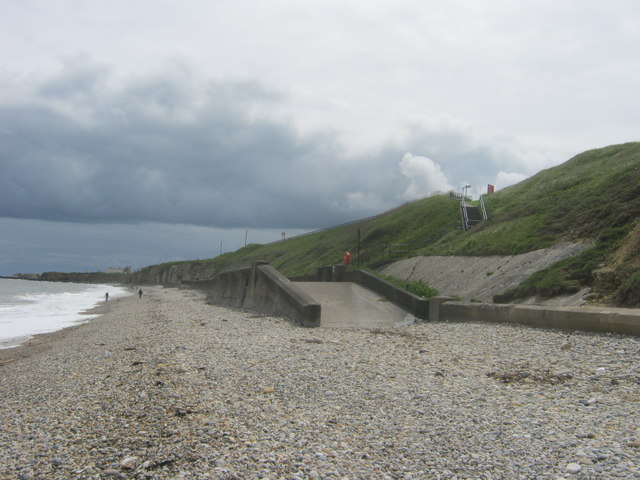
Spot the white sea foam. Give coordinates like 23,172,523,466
0,279,131,349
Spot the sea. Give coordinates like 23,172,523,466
0,278,131,350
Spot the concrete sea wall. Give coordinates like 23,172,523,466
430,297,640,336
191,262,640,336
190,263,320,327
304,266,640,336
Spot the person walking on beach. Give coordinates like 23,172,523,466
138,288,143,299
105,292,109,301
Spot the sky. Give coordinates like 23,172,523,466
1,0,639,275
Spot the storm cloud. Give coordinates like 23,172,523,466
1,59,518,230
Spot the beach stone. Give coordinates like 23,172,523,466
565,463,582,474
120,456,140,470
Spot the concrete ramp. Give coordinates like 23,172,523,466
294,282,415,328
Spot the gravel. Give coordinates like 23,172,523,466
1,286,639,479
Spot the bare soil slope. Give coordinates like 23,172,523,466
380,242,593,306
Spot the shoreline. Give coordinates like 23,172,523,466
0,293,133,364
1,286,638,479
0,281,132,355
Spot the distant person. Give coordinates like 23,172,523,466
105,292,109,301
138,288,143,299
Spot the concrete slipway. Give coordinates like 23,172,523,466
294,282,415,328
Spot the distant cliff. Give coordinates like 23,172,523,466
11,265,218,286
131,261,222,285
35,271,132,284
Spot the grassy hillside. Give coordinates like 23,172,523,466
135,195,461,282
427,142,640,256
135,142,640,305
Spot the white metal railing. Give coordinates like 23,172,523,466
479,195,489,220
460,199,470,230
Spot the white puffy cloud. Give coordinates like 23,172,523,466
399,153,453,200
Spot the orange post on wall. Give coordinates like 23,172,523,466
344,251,351,265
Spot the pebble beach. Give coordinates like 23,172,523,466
1,286,639,480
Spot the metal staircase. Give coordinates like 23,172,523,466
460,194,489,231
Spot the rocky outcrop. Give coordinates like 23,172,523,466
592,222,640,305
593,223,640,292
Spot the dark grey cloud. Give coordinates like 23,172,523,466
1,57,533,244
1,59,418,230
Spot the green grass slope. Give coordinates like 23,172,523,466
135,195,461,282
429,142,640,256
135,142,640,305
